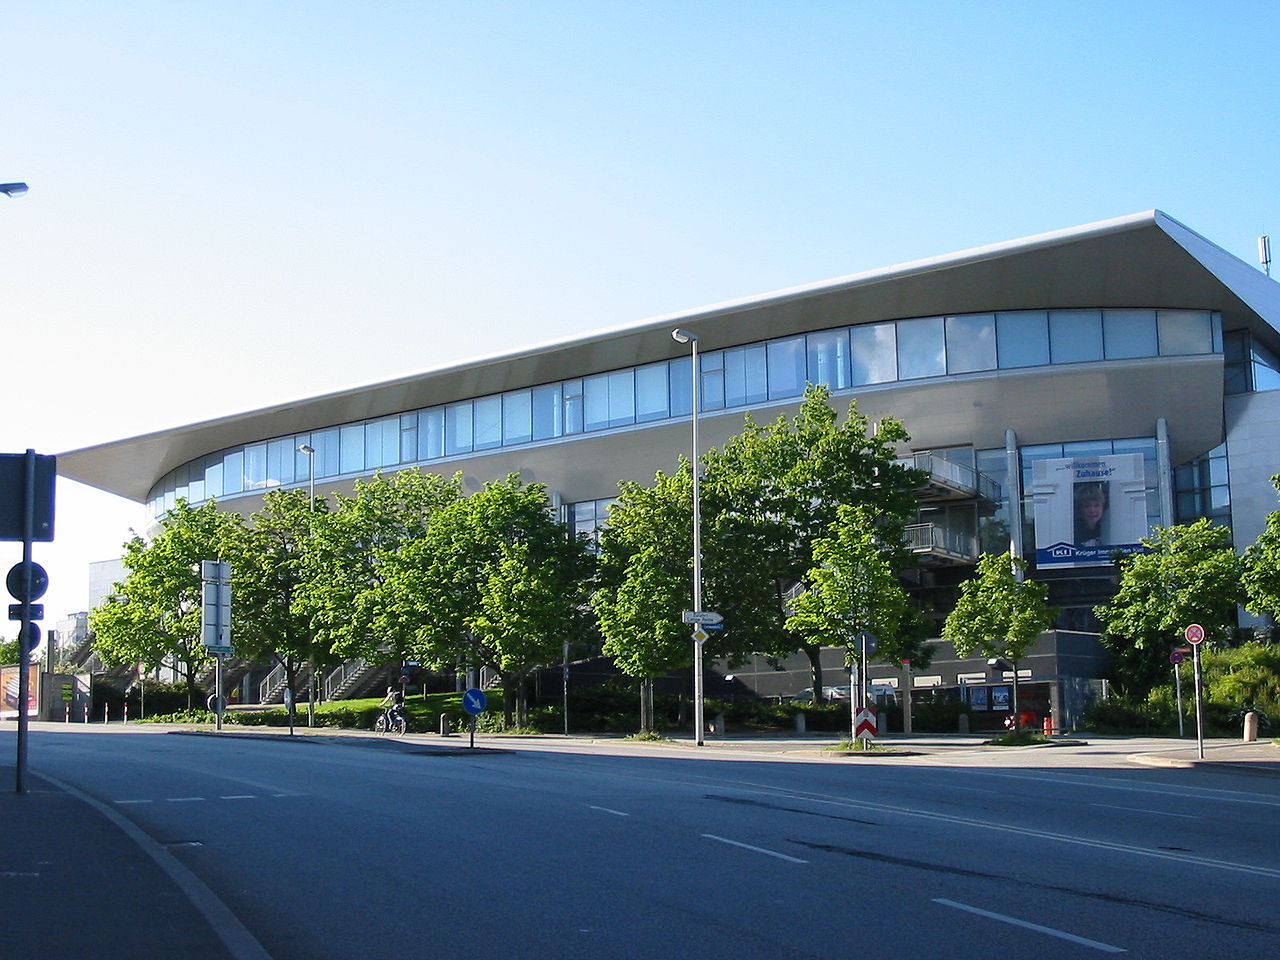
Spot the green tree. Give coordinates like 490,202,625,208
297,469,463,663
89,500,241,708
700,385,923,694
593,465,694,731
942,552,1055,728
0,637,22,665
1242,475,1280,629
379,475,595,726
1096,519,1245,697
221,488,328,723
786,505,922,735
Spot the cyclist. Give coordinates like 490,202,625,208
378,683,406,732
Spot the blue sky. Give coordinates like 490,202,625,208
2,1,1278,637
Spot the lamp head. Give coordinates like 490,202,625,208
0,182,29,198
298,444,315,455
671,328,696,344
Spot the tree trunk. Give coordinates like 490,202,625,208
639,678,654,733
804,643,824,700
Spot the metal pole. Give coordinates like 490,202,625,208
1193,643,1205,760
215,655,224,732
562,639,569,736
1174,659,1185,738
15,449,36,793
691,334,704,746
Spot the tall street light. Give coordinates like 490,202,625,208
298,443,316,726
0,182,28,198
671,328,705,746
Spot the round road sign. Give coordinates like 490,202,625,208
1184,623,1205,645
462,688,487,715
1170,650,1185,665
7,562,48,603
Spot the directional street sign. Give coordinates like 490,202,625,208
682,610,723,625
462,688,488,715
854,706,878,739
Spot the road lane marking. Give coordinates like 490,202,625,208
1090,803,1200,819
166,797,207,802
220,795,256,800
587,805,630,816
933,898,1126,953
702,834,808,863
114,799,153,805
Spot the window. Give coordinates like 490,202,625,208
445,402,473,455
767,335,807,399
669,357,692,416
725,344,768,406
945,314,996,374
897,316,945,379
1050,310,1103,363
1158,310,1214,356
532,384,562,440
562,380,584,434
339,425,364,474
584,374,610,431
366,417,399,468
806,329,850,389
607,369,635,427
700,351,725,411
473,396,502,450
420,409,445,459
996,311,1049,368
850,322,896,384
503,391,532,445
222,450,244,495
1103,309,1157,359
635,363,669,422
400,413,419,463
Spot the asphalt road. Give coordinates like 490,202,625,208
10,727,1280,960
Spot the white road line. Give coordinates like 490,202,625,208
587,805,629,816
220,795,256,800
166,797,207,802
114,799,153,805
1090,802,1200,819
702,834,809,864
934,898,1126,953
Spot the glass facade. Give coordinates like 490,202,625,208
148,307,1223,515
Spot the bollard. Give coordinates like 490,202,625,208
84,702,89,724
1043,716,1053,737
794,711,806,734
124,701,129,724
1243,710,1260,742
713,712,727,737
958,713,970,735
439,713,452,736
103,703,109,724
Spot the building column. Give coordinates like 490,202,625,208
1156,418,1174,527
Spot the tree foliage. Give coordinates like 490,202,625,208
1095,520,1246,697
942,552,1054,664
89,500,241,707
1242,475,1280,624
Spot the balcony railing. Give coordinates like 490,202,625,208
904,522,978,565
896,454,1001,502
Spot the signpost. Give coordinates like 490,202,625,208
1185,624,1206,758
462,688,487,749
854,705,878,740
201,561,232,731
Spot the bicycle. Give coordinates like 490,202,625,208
375,710,407,736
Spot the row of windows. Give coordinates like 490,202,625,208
148,307,1222,516
1224,331,1280,395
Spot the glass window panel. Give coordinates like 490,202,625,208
608,369,635,427
669,357,692,417
400,414,418,463
1158,310,1213,356
473,396,502,450
1208,457,1228,487
339,425,364,474
532,384,562,440
366,417,399,468
204,458,224,499
563,379,584,434
445,403,473,455
1062,440,1113,458
243,444,267,490
807,329,851,389
1050,310,1103,363
1103,309,1157,359
850,323,897,384
584,375,610,431
896,316,945,380
222,450,244,495
945,314,996,374
700,351,725,411
312,429,339,477
996,311,1050,368
173,464,189,504
1210,486,1231,510
265,441,283,487
503,391,532,445
1112,437,1156,457
724,344,768,407
187,458,206,503
420,409,444,459
635,363,669,422
1251,341,1280,392
767,336,807,399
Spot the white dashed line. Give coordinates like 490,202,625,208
587,805,630,816
934,899,1126,953
702,834,808,863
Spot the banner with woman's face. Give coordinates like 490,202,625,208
1030,453,1148,568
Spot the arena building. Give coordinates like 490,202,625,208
59,210,1280,729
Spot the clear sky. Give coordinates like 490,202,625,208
3,1,1278,643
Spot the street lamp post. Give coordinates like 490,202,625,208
671,328,705,746
298,444,316,726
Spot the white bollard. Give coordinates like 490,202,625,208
1243,711,1260,742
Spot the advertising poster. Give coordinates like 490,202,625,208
1030,453,1148,568
991,685,1011,711
968,686,989,711
1,663,39,719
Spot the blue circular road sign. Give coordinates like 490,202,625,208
462,688,487,715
